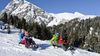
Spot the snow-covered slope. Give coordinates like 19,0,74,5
0,28,100,56
47,12,96,26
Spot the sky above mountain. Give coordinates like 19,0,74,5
0,0,100,15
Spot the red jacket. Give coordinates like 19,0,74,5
21,36,28,48
58,35,64,45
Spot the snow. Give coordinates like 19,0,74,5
0,28,100,56
0,0,53,25
89,27,94,35
47,12,96,26
1,0,96,27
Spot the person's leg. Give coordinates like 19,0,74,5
28,38,32,45
52,44,56,48
29,38,38,48
25,38,30,48
32,39,38,48
31,39,36,45
57,44,62,48
19,41,22,44
62,44,69,51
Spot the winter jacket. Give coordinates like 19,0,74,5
19,32,25,42
21,36,28,48
58,35,64,45
63,40,70,45
50,34,58,45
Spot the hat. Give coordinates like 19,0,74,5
25,31,29,36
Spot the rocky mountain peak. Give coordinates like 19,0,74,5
1,0,53,25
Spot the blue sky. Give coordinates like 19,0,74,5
0,0,100,15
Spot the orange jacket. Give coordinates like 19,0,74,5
58,35,64,45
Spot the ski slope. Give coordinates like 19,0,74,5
0,29,100,56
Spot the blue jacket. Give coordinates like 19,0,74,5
19,32,25,42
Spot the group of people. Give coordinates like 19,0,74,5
50,32,85,51
18,29,38,48
50,33,70,51
18,29,70,51
18,29,84,51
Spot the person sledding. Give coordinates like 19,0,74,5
18,29,25,44
58,33,70,51
63,38,70,51
50,33,59,48
21,31,38,48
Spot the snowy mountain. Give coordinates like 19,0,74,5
1,0,53,25
0,0,96,27
0,28,100,56
47,12,96,26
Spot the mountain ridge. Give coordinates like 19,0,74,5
0,0,96,26
48,12,96,26
1,0,53,25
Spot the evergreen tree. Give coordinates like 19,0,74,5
3,13,8,23
13,16,19,27
21,18,26,29
9,15,14,25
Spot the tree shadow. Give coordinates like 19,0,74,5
37,44,51,50
0,29,19,34
0,30,7,33
10,30,19,34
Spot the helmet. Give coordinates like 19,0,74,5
56,33,59,37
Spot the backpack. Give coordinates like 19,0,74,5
21,32,25,39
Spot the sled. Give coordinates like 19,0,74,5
31,44,39,51
19,44,26,48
